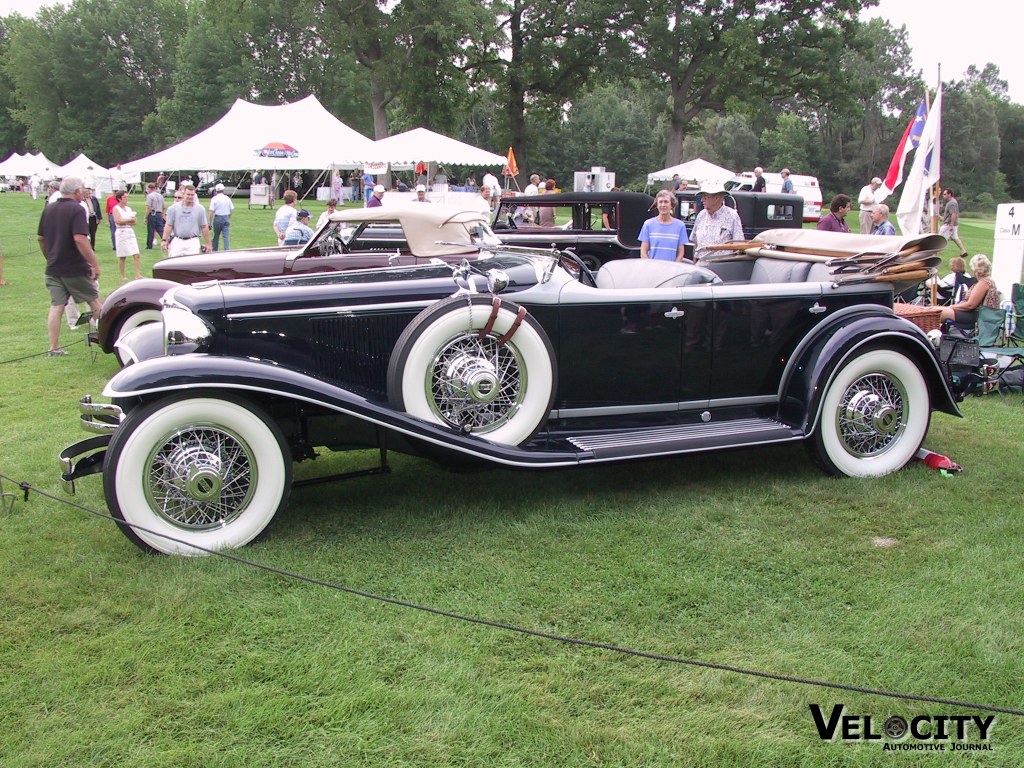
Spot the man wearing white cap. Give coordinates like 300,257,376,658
413,184,430,203
690,180,744,264
367,184,385,208
208,182,235,251
857,176,885,234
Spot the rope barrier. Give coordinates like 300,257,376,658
0,335,88,365
2,470,1022,718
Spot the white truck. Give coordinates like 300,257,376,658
726,171,822,223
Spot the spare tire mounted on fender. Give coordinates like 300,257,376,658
387,295,556,446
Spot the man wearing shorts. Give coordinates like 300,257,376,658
38,176,103,356
940,188,969,258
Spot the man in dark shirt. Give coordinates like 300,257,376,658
38,176,103,356
752,166,766,193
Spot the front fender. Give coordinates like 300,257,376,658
98,278,179,352
101,355,582,468
780,309,961,434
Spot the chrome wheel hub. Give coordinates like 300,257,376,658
445,352,501,404
836,373,907,457
429,332,525,432
145,426,256,529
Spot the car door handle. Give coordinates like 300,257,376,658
809,302,827,314
664,307,685,319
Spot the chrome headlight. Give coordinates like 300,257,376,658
162,296,213,355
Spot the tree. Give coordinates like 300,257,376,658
541,81,668,188
760,113,812,172
4,0,186,166
478,0,636,175
319,0,487,139
0,19,27,156
941,82,1003,209
630,0,867,167
704,113,759,171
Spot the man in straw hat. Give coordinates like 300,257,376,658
690,180,744,265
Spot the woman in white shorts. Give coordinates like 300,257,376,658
112,190,142,281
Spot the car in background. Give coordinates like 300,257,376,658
675,189,803,247
196,177,253,198
491,191,656,271
60,229,962,555
93,205,498,364
725,172,822,222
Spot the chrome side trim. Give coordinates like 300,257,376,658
549,401,706,419
550,395,775,420
567,417,790,451
227,299,436,320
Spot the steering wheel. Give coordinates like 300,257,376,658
559,250,597,287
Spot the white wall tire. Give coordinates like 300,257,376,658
387,295,556,446
810,348,931,478
113,308,163,367
103,395,292,555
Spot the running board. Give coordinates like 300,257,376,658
562,417,803,461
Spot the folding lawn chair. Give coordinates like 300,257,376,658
975,301,1024,397
1005,283,1024,347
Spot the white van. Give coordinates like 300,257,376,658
726,172,822,222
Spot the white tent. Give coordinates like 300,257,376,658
647,158,734,186
0,151,60,177
354,127,506,169
120,95,376,174
56,152,109,178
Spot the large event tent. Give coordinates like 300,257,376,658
55,152,108,178
0,151,60,177
353,127,506,170
647,158,734,186
120,96,376,174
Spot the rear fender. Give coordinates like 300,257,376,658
780,310,961,433
98,278,178,351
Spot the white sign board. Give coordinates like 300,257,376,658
992,203,1024,303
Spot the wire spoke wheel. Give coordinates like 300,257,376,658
428,331,526,433
835,372,907,458
105,395,291,555
145,425,256,530
388,295,556,447
809,348,930,478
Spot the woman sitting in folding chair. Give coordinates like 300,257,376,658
939,254,1000,326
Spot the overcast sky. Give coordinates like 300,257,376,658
2,0,1021,103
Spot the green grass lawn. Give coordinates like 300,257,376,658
2,192,1023,766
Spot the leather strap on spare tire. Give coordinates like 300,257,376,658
478,296,528,346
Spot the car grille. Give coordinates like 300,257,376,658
311,312,415,398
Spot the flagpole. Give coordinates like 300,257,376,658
929,65,942,235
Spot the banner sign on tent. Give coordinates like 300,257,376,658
257,142,299,159
362,161,389,174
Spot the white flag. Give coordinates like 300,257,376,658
896,85,942,235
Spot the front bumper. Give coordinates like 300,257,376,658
58,396,124,493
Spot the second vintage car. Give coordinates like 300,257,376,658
61,225,962,556
94,205,497,364
492,190,802,270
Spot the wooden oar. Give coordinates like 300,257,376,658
704,240,759,251
835,269,933,285
883,256,942,273
740,247,832,263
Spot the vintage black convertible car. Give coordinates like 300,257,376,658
60,228,962,556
